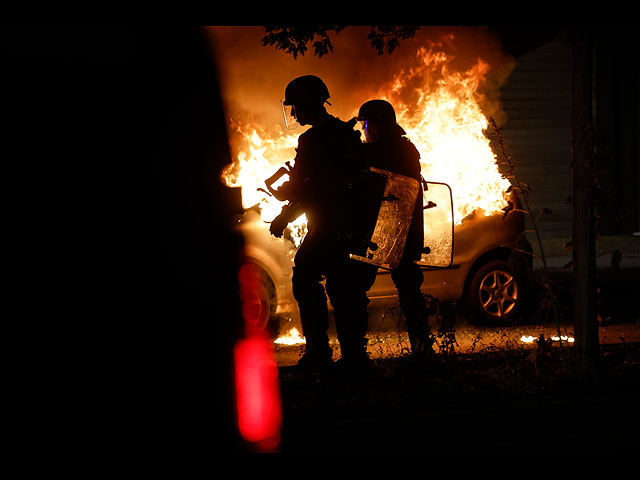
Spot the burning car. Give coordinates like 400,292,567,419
367,192,532,323
235,184,531,332
221,34,533,333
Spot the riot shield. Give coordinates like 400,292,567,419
417,180,454,268
348,167,421,270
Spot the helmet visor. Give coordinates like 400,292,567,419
281,99,299,130
361,119,373,143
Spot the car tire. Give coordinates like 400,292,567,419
466,258,525,324
240,263,276,333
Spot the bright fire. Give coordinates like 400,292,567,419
221,33,511,254
521,335,575,344
221,122,308,246
220,34,514,347
273,327,306,346
381,37,511,224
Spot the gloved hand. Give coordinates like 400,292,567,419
269,212,289,238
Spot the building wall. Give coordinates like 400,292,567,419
499,37,573,241
498,29,640,251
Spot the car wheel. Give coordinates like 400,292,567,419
259,269,278,320
466,258,524,324
240,263,276,333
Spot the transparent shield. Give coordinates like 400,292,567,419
280,100,299,130
349,167,420,270
417,181,454,268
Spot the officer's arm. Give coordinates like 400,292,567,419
269,200,304,238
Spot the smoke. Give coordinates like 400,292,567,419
207,26,383,129
207,25,514,137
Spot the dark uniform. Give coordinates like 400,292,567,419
290,115,376,365
272,76,377,370
358,100,434,353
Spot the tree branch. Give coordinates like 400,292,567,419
261,26,423,58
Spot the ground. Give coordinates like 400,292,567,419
276,336,640,452
273,266,640,452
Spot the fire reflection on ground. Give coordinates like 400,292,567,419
274,323,640,367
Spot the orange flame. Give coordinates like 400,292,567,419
221,122,308,246
379,38,511,224
221,33,511,244
273,327,306,346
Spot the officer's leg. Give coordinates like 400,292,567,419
391,261,434,353
292,239,332,365
326,260,377,361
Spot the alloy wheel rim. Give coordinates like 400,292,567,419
478,269,518,318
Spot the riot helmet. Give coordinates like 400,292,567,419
281,75,331,130
357,99,405,142
283,75,330,106
357,99,397,125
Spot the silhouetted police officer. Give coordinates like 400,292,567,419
357,99,435,355
270,75,376,372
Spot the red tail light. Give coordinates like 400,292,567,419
233,260,282,452
234,335,282,449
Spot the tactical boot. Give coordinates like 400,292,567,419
409,332,437,361
293,346,333,374
331,347,371,376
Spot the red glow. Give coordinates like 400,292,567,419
233,257,282,451
234,335,282,448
